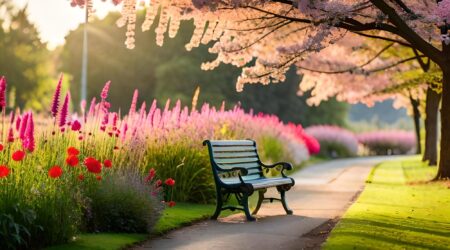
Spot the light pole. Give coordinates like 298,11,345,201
80,3,88,103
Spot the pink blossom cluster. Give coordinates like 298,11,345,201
357,131,416,155
305,125,359,156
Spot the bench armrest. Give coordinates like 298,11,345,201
261,162,292,177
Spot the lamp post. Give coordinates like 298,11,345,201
80,3,88,103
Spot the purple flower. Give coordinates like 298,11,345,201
51,74,63,118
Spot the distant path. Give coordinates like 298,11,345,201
134,156,405,250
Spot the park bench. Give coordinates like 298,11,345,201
203,139,295,221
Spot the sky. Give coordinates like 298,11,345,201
12,0,120,49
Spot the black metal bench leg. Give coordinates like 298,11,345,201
279,189,293,215
252,189,266,215
241,193,256,221
211,189,223,220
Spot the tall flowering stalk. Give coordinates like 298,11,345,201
23,112,35,152
0,76,6,143
129,89,138,117
51,74,63,119
59,93,70,130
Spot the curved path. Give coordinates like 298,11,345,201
135,156,404,250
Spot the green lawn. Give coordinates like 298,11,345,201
324,156,450,249
46,202,218,250
45,234,147,250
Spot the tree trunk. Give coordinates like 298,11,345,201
423,87,441,166
436,69,450,179
410,96,421,154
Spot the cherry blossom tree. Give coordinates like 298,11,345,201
69,0,450,179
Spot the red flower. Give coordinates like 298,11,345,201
96,175,102,181
66,155,79,167
0,144,4,151
167,201,176,207
12,150,25,161
145,168,156,182
155,179,162,187
71,120,81,131
0,165,10,178
48,166,63,178
84,157,102,174
67,147,79,156
103,159,112,168
164,178,175,186
78,174,85,181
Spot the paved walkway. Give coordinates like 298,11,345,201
135,156,403,250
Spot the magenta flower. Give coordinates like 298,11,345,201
0,76,7,110
71,120,81,131
23,112,35,152
59,93,70,128
101,81,111,100
51,74,63,118
7,127,14,143
15,116,21,131
19,113,29,140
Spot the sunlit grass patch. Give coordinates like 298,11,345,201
324,156,450,250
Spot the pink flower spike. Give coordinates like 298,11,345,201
129,89,138,116
23,112,35,152
51,74,63,118
0,76,7,110
101,81,111,100
59,92,70,128
19,113,29,140
87,97,96,118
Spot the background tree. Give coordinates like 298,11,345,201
0,3,54,111
61,11,348,126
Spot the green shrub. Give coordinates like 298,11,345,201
145,143,215,204
318,141,356,158
85,171,161,233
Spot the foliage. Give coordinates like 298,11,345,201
61,12,348,127
0,4,54,111
324,157,450,249
305,125,359,158
85,171,161,233
358,130,416,155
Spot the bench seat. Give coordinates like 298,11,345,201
222,177,294,189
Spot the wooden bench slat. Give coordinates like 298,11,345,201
213,151,258,158
217,162,260,170
212,146,256,153
214,157,259,165
209,140,254,146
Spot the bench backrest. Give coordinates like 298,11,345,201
203,140,263,182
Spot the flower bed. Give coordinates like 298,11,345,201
357,130,416,155
0,75,314,248
305,125,359,158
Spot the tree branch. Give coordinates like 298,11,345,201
369,0,444,66
352,31,412,47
